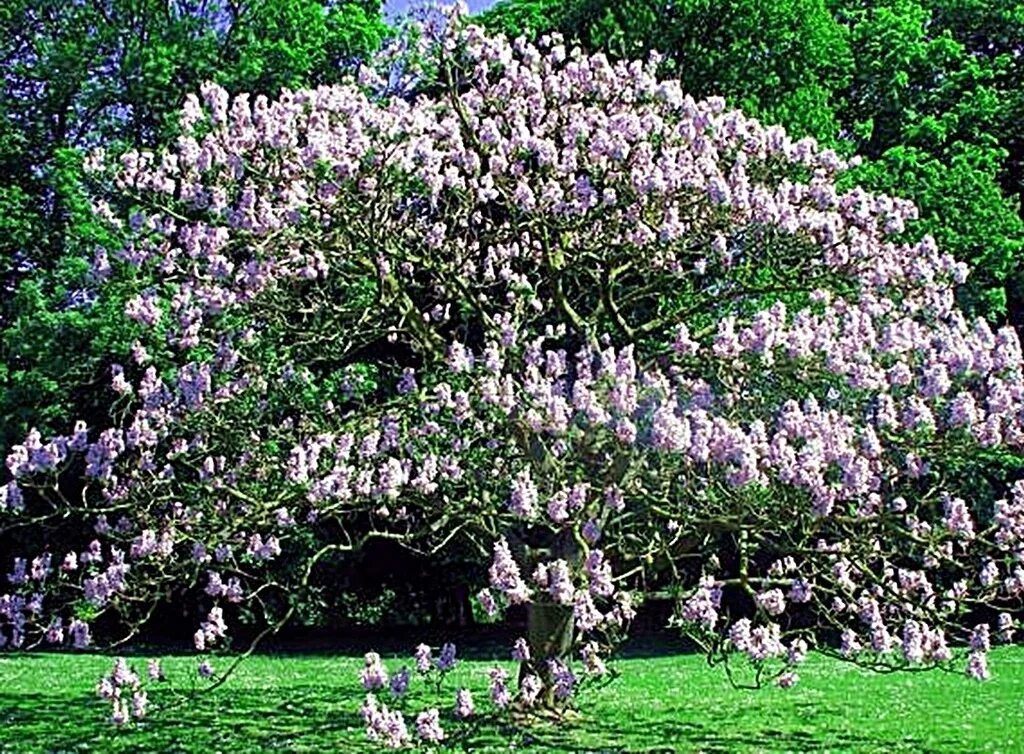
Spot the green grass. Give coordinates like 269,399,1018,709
1,646,1023,753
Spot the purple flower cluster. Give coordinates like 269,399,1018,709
361,652,389,691
548,659,577,700
534,559,575,605
360,695,410,749
414,643,432,673
511,637,531,662
729,619,786,662
519,673,543,706
415,708,445,744
899,621,951,664
755,589,787,617
193,606,228,651
437,642,457,671
454,688,474,718
488,667,511,708
508,468,538,518
680,577,722,630
96,658,150,725
488,539,531,604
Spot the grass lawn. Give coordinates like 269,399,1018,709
1,645,1022,753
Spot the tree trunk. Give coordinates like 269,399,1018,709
521,601,574,708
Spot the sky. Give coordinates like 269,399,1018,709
384,0,500,19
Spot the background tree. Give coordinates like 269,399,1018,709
0,0,389,455
477,0,1024,325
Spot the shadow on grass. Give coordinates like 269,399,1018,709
2,692,975,754
517,715,966,754
0,647,991,754
1,685,373,754
1,686,960,754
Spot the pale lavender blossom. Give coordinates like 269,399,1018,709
509,468,538,518
970,624,991,652
997,613,1016,643
943,497,975,539
361,652,389,690
519,673,543,706
110,699,129,726
69,619,91,649
539,559,576,605
756,589,786,617
96,676,115,700
901,620,925,663
681,577,721,629
488,667,511,708
547,489,570,523
477,588,499,617
489,539,531,604
414,643,432,674
112,658,137,687
364,699,410,749
454,688,474,718
585,549,614,598
966,650,990,681
415,708,445,744
512,637,531,662
132,689,148,719
397,367,418,395
359,693,379,724
45,617,63,644
574,590,603,632
786,638,809,665
777,671,799,688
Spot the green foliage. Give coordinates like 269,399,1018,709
224,1,389,95
478,0,1024,323
837,0,1024,321
843,142,1024,319
483,0,853,144
0,211,131,451
478,0,563,39
0,1,389,456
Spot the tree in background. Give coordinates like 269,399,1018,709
0,0,389,454
483,0,854,142
477,0,1024,325
2,13,1023,742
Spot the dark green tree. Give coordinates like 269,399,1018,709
482,0,854,144
0,0,389,453
478,0,1024,324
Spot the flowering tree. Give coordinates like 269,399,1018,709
2,3,1024,743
